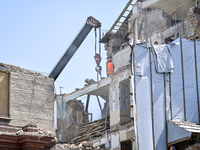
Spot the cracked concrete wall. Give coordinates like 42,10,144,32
109,69,131,126
9,72,55,133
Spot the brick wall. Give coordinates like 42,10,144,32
9,72,55,133
147,9,167,34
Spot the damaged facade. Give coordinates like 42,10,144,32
55,0,200,150
0,63,56,149
1,0,200,149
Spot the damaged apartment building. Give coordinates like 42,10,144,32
55,0,200,150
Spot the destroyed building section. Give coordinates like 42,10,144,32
55,0,134,148
56,99,86,143
0,63,55,134
53,0,200,150
55,77,111,144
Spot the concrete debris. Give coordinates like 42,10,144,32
51,141,105,150
188,6,200,38
0,63,46,77
110,120,134,132
62,99,84,143
39,130,44,134
184,143,200,150
85,79,96,85
16,130,23,135
27,122,37,126
37,128,53,136
71,117,109,145
0,128,54,138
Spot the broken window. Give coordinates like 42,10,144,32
0,72,9,116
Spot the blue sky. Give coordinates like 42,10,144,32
0,0,135,120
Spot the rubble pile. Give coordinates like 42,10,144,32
184,143,200,150
188,6,200,38
0,63,45,77
0,121,56,148
51,141,105,150
110,120,134,132
71,118,109,144
0,122,55,138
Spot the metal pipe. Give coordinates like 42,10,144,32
96,96,103,111
132,39,140,150
99,27,101,56
180,34,186,121
194,38,200,124
61,94,64,142
164,74,168,150
94,27,97,55
104,101,109,130
85,94,90,111
150,40,156,150
169,72,172,120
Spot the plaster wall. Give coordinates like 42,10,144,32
111,133,120,149
9,72,55,133
113,46,131,73
109,69,130,113
109,69,131,126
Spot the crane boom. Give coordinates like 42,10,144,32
49,16,101,81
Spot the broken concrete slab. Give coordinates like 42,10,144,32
63,77,111,102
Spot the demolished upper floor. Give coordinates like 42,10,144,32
101,0,200,61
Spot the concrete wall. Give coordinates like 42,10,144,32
147,9,168,35
110,128,135,150
109,69,131,126
91,126,135,150
113,46,131,73
0,72,9,116
9,72,55,133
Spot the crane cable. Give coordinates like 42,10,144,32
94,27,102,80
94,27,97,55
99,27,101,57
